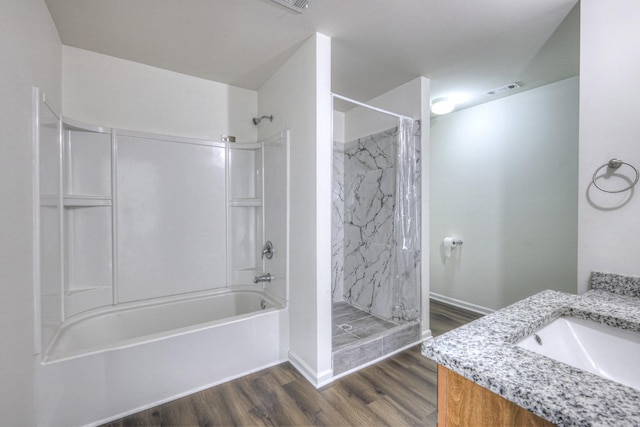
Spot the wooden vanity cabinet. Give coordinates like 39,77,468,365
437,365,555,427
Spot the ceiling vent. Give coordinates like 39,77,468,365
485,82,520,96
270,0,309,13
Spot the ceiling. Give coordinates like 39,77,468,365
44,0,580,113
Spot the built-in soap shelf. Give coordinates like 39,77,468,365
63,195,112,207
61,118,114,319
232,142,262,150
229,198,262,207
227,143,265,286
65,285,112,297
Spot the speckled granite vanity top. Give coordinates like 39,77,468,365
423,272,640,427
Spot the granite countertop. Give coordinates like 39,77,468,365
423,272,640,427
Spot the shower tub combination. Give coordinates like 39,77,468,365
35,94,290,426
39,290,287,426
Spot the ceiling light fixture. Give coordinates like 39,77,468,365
431,98,455,115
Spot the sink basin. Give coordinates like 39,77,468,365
517,316,640,390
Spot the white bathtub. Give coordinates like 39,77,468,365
36,289,288,427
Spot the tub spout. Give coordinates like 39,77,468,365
254,273,272,284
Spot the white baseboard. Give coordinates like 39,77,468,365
288,350,334,388
429,292,494,315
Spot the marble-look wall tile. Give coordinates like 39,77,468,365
343,128,397,318
332,125,421,322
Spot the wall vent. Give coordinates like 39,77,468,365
270,0,309,13
485,82,521,96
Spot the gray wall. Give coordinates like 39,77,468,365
430,77,579,311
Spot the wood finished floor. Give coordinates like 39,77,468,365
104,300,482,427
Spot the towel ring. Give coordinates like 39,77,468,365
592,159,639,193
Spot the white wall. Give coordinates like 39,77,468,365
0,0,62,424
333,111,345,143
343,78,425,142
578,1,640,292
418,78,431,337
257,33,333,386
430,77,579,311
63,46,257,142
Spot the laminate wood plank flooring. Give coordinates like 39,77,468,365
104,300,482,427
429,299,484,338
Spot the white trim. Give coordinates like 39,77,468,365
288,350,334,388
429,292,494,315
57,102,65,323
111,128,119,304
332,93,410,120
421,328,433,343
32,87,42,357
285,130,290,304
116,127,225,147
225,136,231,290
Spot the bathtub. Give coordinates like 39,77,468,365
36,289,288,427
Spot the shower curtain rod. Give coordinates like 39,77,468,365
332,93,409,120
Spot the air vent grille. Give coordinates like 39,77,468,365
486,82,520,96
270,0,309,13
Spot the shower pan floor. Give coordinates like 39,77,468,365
332,302,420,376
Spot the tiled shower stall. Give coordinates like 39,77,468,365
331,125,421,375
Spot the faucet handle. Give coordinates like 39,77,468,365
262,241,274,260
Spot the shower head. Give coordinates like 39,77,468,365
252,115,273,126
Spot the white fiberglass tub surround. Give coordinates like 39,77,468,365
38,289,288,427
517,316,640,390
34,107,291,426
